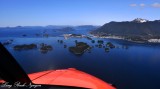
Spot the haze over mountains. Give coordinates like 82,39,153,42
1,18,160,42
0,25,99,37
91,18,160,42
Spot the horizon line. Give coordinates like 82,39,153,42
0,24,101,28
1,18,159,27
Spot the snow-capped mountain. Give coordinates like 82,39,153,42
132,18,149,23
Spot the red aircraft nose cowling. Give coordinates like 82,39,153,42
28,68,116,89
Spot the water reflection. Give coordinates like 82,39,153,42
1,37,160,89
122,45,129,49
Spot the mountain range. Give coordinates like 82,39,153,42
91,18,160,42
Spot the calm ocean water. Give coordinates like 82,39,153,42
0,28,160,89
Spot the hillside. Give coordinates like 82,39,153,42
91,18,160,42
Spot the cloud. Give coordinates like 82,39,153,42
130,3,145,7
130,3,160,8
130,4,137,7
151,3,160,8
140,3,145,7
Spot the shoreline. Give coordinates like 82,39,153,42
90,35,160,44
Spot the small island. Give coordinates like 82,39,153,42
106,42,115,48
69,42,90,55
14,44,37,50
40,43,53,51
97,40,104,44
105,48,110,52
91,40,95,43
70,34,83,37
57,40,64,44
64,45,67,48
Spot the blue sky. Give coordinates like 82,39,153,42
0,0,160,27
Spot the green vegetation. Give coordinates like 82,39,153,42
69,42,90,55
98,44,102,48
14,44,37,50
71,34,82,37
105,48,110,52
40,43,53,51
91,20,160,42
106,42,115,48
91,40,95,43
97,40,104,44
